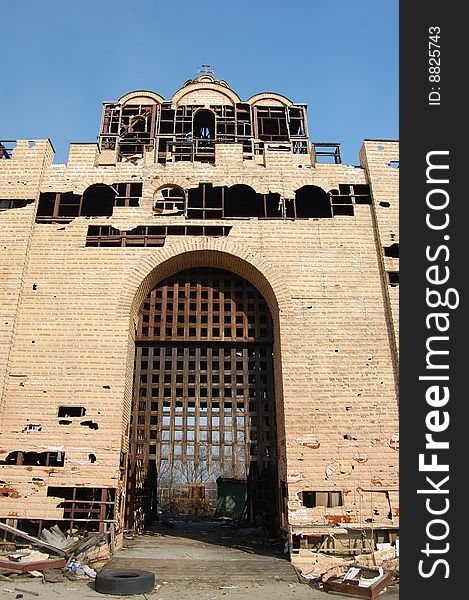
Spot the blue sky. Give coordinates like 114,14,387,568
1,0,398,165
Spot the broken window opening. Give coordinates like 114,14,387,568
288,107,307,137
0,140,16,159
113,182,142,207
81,184,115,217
187,184,223,219
295,186,333,218
0,451,64,467
387,271,399,286
159,104,175,135
263,193,284,218
85,224,232,247
47,487,116,531
255,106,289,142
224,185,263,218
312,143,342,164
384,243,399,258
118,104,156,160
0,199,34,211
57,406,86,418
236,103,252,139
214,105,235,141
302,491,343,508
23,423,42,431
36,192,82,223
153,187,185,215
36,185,116,223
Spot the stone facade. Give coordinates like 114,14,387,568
0,74,399,554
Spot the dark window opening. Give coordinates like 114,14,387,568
159,104,175,135
85,224,231,247
0,199,34,211
36,192,82,223
58,406,86,418
236,103,252,138
384,243,399,258
388,271,399,286
118,104,156,159
332,205,354,216
288,107,306,137
81,184,115,217
187,184,223,219
224,185,263,218
81,420,99,430
214,105,235,141
256,106,289,142
193,109,215,142
302,490,343,508
264,193,283,218
47,486,116,525
114,182,142,207
295,186,333,218
0,451,64,467
154,187,185,215
101,104,120,136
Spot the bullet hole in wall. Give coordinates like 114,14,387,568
89,454,97,463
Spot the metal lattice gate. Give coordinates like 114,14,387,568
126,268,278,531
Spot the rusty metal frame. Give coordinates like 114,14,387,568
126,268,278,531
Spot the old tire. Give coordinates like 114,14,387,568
95,568,155,596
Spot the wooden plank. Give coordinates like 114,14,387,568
0,558,67,572
0,523,67,557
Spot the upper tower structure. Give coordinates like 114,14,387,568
98,67,312,165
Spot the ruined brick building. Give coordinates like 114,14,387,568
0,70,399,557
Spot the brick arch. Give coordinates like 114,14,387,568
118,90,165,105
73,178,119,196
116,238,291,326
247,92,293,107
146,176,193,197
171,83,241,105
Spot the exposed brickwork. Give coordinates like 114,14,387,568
0,76,398,550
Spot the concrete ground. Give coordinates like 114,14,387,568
1,520,399,599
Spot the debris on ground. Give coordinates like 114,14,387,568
322,566,395,598
0,521,113,583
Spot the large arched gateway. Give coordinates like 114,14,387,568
126,267,279,532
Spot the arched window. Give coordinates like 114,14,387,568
153,187,185,215
193,110,215,141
